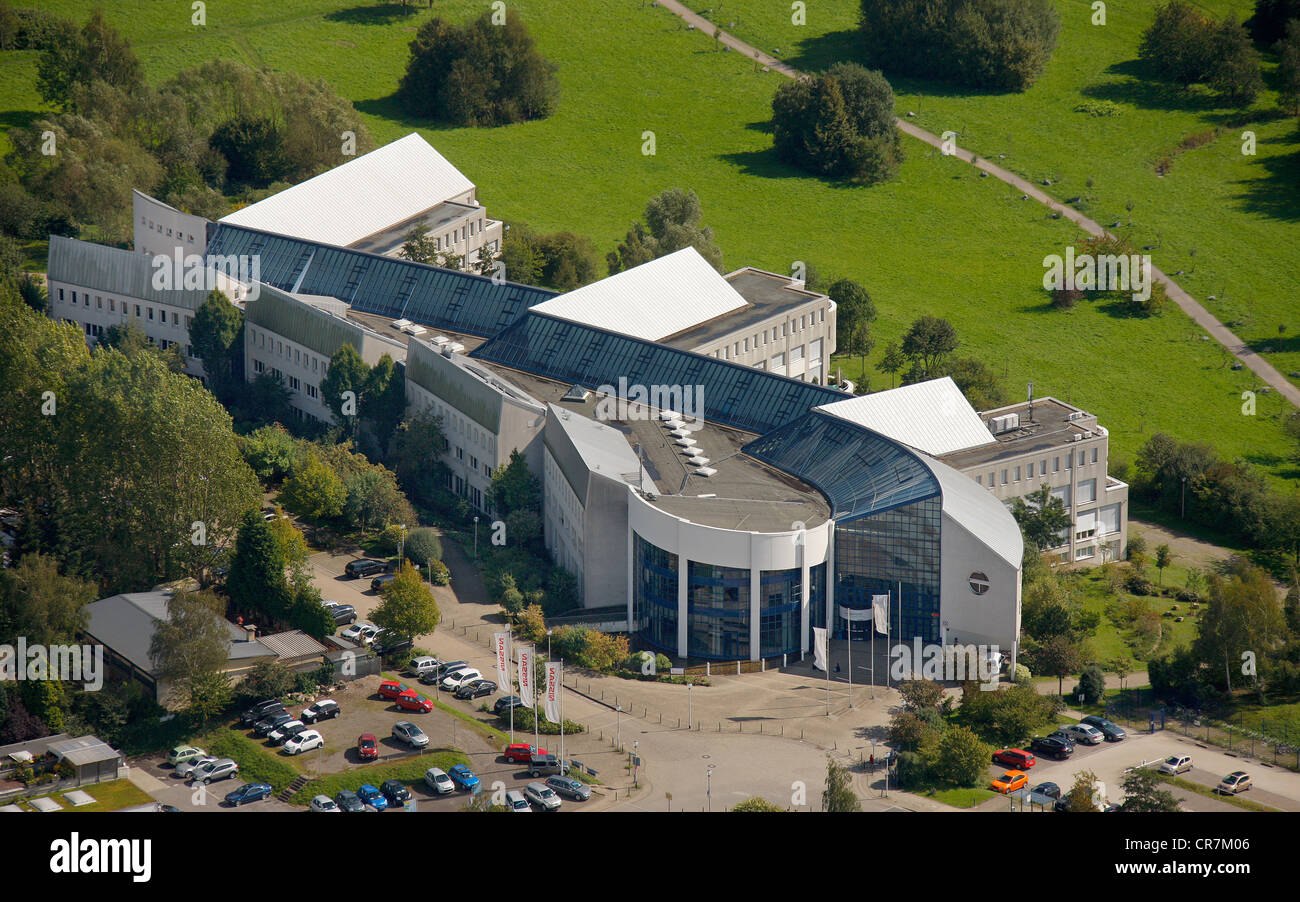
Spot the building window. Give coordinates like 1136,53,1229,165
1001,469,1008,485
289,376,300,391
1053,456,1060,472
307,385,317,399
1077,478,1097,505
976,475,982,486
1027,463,1034,479
1092,447,1098,463
771,352,785,369
1075,546,1095,561
58,288,64,301
135,304,141,317
1014,466,1021,482
253,360,265,374
790,345,804,362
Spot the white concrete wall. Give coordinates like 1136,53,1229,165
133,191,210,259
939,511,1021,654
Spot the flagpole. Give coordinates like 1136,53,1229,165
847,611,853,709
508,629,515,744
870,597,875,700
885,590,891,691
533,647,540,753
897,581,903,679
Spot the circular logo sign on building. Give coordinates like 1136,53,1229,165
969,572,990,595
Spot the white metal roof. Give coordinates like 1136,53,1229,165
530,247,748,341
816,377,996,457
924,455,1024,568
219,133,476,248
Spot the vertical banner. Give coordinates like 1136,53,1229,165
544,660,561,724
494,632,509,693
518,645,535,708
812,627,827,672
872,595,890,635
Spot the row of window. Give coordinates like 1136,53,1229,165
712,309,826,361
976,446,1100,489
58,287,194,333
248,328,329,376
140,215,199,245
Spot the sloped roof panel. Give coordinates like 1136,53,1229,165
47,235,215,311
816,377,996,456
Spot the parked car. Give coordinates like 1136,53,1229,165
424,767,455,794
440,668,482,692
1080,715,1127,742
1046,730,1077,749
1217,771,1252,794
253,711,295,738
505,790,531,812
393,721,429,748
505,743,547,764
546,775,590,802
1029,736,1074,760
300,699,341,724
455,679,498,700
283,730,324,756
494,695,525,716
371,573,398,592
528,753,567,778
992,748,1036,770
381,779,411,805
357,784,388,811
420,661,468,686
341,622,378,644
190,758,239,785
409,656,440,678
1031,782,1062,800
991,770,1028,794
372,630,413,656
334,789,366,813
345,559,385,578
327,604,358,626
224,782,273,806
1061,724,1105,746
447,764,480,792
239,699,286,727
377,679,408,700
357,733,379,761
1158,754,1193,775
395,689,434,713
309,794,340,813
167,746,207,767
266,720,306,746
174,756,217,779
523,781,561,811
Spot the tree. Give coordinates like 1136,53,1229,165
898,678,946,711
36,9,142,111
361,354,406,456
209,114,292,188
1076,664,1106,704
1139,0,1216,84
227,511,293,623
924,724,993,787
1038,635,1085,696
189,289,244,401
875,340,906,388
1154,544,1173,584
1109,655,1135,690
397,11,559,126
1063,769,1101,812
821,756,861,811
515,603,547,644
404,527,442,566
1276,21,1300,115
0,553,95,648
901,315,958,380
388,408,449,506
371,561,441,642
399,222,439,265
1193,560,1286,693
490,449,541,518
342,466,410,534
1208,15,1264,105
1248,0,1300,44
148,590,232,710
1120,768,1181,812
281,453,346,523
320,344,370,436
732,796,785,811
934,357,1006,410
608,188,723,274
99,321,184,373
771,65,901,183
187,670,233,722
1011,484,1072,552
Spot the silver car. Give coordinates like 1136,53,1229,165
189,757,239,784
523,781,561,811
392,720,429,749
174,755,216,779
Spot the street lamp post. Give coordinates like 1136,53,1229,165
687,679,692,729
616,704,622,750
398,523,406,563
547,629,552,662
706,764,715,812
473,516,479,558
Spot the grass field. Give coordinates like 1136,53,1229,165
14,778,156,811
288,747,470,805
1,0,1296,484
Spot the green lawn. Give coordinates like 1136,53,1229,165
288,747,470,805
921,785,998,807
199,726,302,790
15,778,155,812
1,0,1296,485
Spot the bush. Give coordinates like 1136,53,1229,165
1125,573,1156,596
1076,665,1106,704
1013,663,1032,684
235,661,296,707
858,0,1061,92
404,527,442,566
1074,100,1123,117
374,524,405,556
498,703,585,735
428,559,451,586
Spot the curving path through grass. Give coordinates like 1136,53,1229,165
654,0,1300,409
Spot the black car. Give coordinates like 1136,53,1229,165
1046,730,1077,749
327,603,357,626
372,631,413,656
371,573,398,592
494,695,525,716
421,661,469,686
1080,715,1127,742
239,699,285,727
380,779,411,805
266,721,307,746
300,699,341,723
345,559,385,579
253,711,294,737
1032,782,1062,800
456,679,498,700
1030,736,1074,760
334,789,366,812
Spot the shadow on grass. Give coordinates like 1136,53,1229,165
353,94,462,133
1231,144,1300,222
782,28,863,73
717,148,877,190
0,109,44,132
1247,334,1300,354
1079,59,1223,113
324,3,421,25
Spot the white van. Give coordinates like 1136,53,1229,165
409,655,439,678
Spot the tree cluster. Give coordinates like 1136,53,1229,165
497,221,601,291
892,314,1008,410
858,0,1060,92
771,63,901,184
608,187,724,274
1138,1,1264,106
396,11,559,127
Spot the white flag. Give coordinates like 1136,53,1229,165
544,660,561,725
518,645,534,708
872,595,890,635
812,627,827,672
494,632,510,694
840,605,872,622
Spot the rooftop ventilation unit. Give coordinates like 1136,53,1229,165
989,413,1021,434
1067,411,1087,422
431,335,450,347
392,318,412,329
562,385,591,402
694,467,717,477
447,342,465,354
658,411,680,422
402,323,426,336
676,437,698,447
663,418,684,430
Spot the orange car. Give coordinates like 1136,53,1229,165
991,770,1028,794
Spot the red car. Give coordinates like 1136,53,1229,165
378,680,407,700
395,689,434,713
357,733,378,761
504,743,549,764
992,748,1036,770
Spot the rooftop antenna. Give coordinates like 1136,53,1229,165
1027,381,1034,423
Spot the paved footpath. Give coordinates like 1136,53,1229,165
653,0,1300,410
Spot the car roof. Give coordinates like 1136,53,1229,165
505,789,526,798
525,782,550,792
426,767,448,776
359,733,376,741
